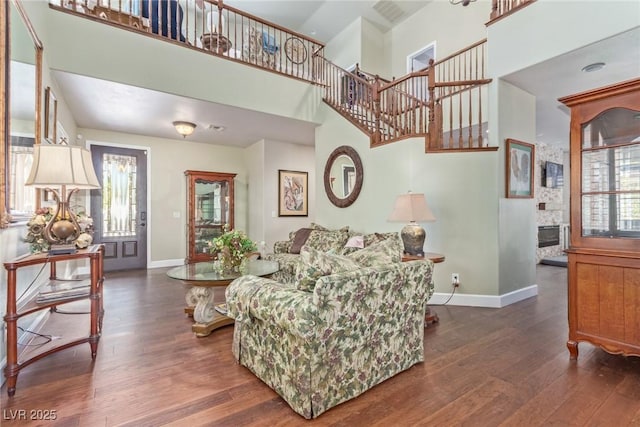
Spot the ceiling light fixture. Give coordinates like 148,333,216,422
581,62,606,73
450,0,476,6
173,121,196,138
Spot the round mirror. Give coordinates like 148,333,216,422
324,146,363,208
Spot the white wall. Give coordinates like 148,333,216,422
488,0,640,78
324,17,362,69
496,80,537,295
262,140,316,252
360,18,388,78
387,1,491,78
246,140,265,252
314,103,501,298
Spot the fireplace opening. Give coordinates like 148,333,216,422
538,225,560,248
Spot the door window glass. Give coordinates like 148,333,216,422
102,153,137,237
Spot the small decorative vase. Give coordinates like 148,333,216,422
218,252,244,274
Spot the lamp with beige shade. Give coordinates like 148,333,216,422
25,144,100,254
388,192,436,256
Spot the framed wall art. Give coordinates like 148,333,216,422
44,86,57,143
506,138,535,198
278,170,308,216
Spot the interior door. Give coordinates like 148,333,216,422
90,145,147,271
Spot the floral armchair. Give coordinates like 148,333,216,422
225,252,434,419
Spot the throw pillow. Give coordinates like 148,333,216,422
363,232,399,247
341,235,365,255
310,223,350,233
346,237,403,267
304,229,350,253
289,228,313,254
295,246,360,292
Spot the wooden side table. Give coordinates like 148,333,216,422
402,252,445,327
3,245,105,396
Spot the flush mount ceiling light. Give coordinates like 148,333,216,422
581,62,606,73
173,121,196,138
450,0,476,6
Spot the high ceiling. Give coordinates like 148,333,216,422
39,2,640,149
51,0,433,147
225,0,433,43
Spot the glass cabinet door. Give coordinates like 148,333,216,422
185,171,236,263
580,108,640,239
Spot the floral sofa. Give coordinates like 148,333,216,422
226,242,434,419
265,223,401,284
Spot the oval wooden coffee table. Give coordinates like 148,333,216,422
167,259,279,337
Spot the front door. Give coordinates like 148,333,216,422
90,145,147,271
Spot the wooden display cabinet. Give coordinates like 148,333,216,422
559,78,640,360
3,245,105,396
185,171,236,264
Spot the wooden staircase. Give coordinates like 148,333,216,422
314,39,496,152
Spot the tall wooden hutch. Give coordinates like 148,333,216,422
185,171,236,264
559,78,640,359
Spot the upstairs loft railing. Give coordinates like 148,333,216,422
316,39,493,152
430,38,493,151
49,0,325,83
488,0,537,25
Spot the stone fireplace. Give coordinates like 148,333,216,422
538,225,560,248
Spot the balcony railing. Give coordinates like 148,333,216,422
50,0,325,83
488,0,536,25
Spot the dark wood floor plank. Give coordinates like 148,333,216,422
2,265,639,426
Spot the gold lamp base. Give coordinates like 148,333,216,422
401,222,426,256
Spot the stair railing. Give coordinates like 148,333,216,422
427,39,494,151
314,56,381,143
375,70,431,146
316,39,491,152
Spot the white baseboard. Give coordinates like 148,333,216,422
148,259,184,269
428,284,538,308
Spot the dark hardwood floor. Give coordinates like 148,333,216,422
2,265,639,426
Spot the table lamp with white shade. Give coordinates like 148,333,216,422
388,192,436,256
25,144,100,254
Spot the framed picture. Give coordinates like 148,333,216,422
506,138,535,198
278,170,308,216
44,87,57,143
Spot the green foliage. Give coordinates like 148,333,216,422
209,227,256,271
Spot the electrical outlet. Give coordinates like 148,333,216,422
451,273,460,287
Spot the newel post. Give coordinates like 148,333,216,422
372,76,381,146
426,59,438,150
